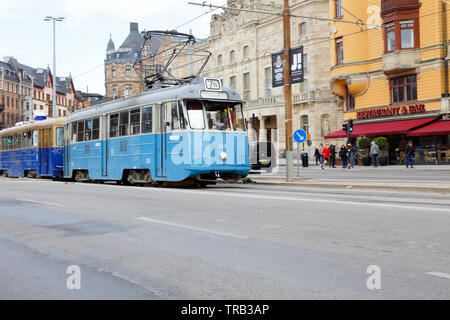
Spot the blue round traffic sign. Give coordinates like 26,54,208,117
293,129,307,143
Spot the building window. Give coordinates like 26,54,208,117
112,65,116,77
386,24,396,51
301,115,309,133
230,50,236,63
264,67,272,98
302,79,308,92
112,85,118,99
336,37,343,65
391,74,417,104
217,54,223,65
400,21,414,49
126,65,131,77
124,85,132,96
243,72,250,100
243,46,249,58
347,87,355,110
335,0,343,18
299,22,307,36
303,54,308,73
230,76,236,89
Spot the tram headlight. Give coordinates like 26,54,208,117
220,152,227,160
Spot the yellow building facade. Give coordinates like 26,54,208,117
327,0,450,165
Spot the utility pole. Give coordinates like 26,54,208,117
283,0,294,182
44,16,64,119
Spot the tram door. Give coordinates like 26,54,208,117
157,103,167,177
101,116,108,176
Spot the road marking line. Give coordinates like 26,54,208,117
426,271,450,280
127,188,450,213
19,199,67,208
133,217,248,239
46,181,450,213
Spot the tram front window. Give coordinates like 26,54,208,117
204,102,231,131
186,101,205,129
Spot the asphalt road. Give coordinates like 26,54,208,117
0,178,449,299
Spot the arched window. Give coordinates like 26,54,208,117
243,46,249,58
217,54,223,65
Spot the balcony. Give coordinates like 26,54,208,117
381,0,420,12
244,89,334,109
382,49,421,74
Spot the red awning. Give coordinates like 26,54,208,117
407,120,450,137
324,117,437,139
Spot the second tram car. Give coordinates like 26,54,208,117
64,77,250,185
0,118,65,178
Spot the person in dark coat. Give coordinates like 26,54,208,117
405,141,416,168
339,145,348,168
329,144,336,168
314,147,321,165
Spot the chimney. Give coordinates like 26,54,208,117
130,22,139,33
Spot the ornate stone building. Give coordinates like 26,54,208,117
167,0,345,155
104,22,168,100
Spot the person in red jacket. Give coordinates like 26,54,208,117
321,144,330,169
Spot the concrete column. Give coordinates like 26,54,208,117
259,116,267,141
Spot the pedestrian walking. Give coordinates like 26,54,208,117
329,144,336,168
314,147,321,165
339,145,348,168
405,141,416,168
370,140,379,167
321,144,330,169
318,143,325,164
348,143,356,168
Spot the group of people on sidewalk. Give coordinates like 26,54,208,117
315,143,356,170
314,140,416,169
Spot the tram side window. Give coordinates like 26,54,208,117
178,102,186,130
92,118,99,140
33,130,38,147
56,127,64,146
71,122,77,143
7,135,13,150
26,131,32,148
119,110,129,136
170,102,180,131
84,119,93,141
110,114,119,138
22,132,28,148
130,109,140,135
77,121,85,142
141,106,152,133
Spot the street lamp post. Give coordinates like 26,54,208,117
44,16,64,119
283,0,294,182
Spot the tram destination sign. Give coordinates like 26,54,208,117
357,103,425,119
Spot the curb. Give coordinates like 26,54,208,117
249,180,450,194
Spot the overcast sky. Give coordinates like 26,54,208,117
0,0,226,95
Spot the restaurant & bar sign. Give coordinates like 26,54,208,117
356,104,425,119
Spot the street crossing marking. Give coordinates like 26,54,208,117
133,217,248,239
426,271,450,280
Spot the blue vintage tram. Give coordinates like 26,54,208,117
0,118,65,178
64,77,250,185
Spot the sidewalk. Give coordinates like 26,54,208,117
248,175,450,193
276,157,450,170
